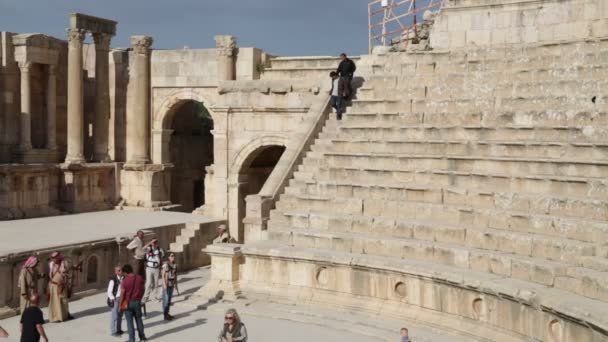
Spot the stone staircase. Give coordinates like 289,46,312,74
236,39,608,340
169,221,218,269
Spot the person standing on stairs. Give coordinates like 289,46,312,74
329,71,346,120
336,53,356,99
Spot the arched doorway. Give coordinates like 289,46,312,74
236,145,286,242
168,100,214,212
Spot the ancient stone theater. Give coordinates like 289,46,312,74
1,0,607,340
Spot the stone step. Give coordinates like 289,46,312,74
291,167,608,200
268,56,360,69
169,222,201,253
319,125,608,144
241,241,608,323
261,66,336,80
285,180,608,222
268,229,608,302
311,138,608,162
303,152,608,178
337,110,608,128
270,199,608,247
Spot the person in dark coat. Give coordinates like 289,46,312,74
336,53,356,98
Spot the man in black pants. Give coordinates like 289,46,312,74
336,53,356,99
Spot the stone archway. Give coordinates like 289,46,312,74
165,100,214,212
232,143,286,242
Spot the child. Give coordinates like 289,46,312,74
329,71,345,120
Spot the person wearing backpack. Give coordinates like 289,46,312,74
107,266,124,337
141,239,164,316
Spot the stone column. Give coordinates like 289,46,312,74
215,35,236,81
46,64,57,150
65,28,86,164
18,61,32,151
92,33,112,162
127,35,153,165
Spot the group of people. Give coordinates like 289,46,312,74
12,251,77,342
330,53,357,120
110,230,179,341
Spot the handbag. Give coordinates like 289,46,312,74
119,294,128,312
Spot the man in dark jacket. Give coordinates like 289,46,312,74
336,53,356,98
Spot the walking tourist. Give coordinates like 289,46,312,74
213,224,235,244
400,327,410,342
18,256,40,314
161,252,179,321
47,252,70,322
20,294,48,342
218,308,248,342
329,71,346,120
336,53,356,99
121,264,147,342
126,230,153,278
107,266,125,336
142,239,164,314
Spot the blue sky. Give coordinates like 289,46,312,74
0,0,372,56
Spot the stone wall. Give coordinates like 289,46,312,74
431,0,608,49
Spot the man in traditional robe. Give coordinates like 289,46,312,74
18,255,40,314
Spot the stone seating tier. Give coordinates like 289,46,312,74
240,39,608,340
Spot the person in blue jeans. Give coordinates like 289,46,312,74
107,266,124,336
120,264,147,342
161,253,179,321
329,71,346,120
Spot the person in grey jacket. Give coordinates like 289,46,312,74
400,327,411,342
218,308,247,342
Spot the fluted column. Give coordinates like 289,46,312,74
215,35,236,81
65,28,86,164
93,33,112,162
18,61,32,151
46,64,57,150
127,35,153,165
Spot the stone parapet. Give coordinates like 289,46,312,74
192,243,243,302
430,0,608,50
119,164,172,208
59,163,116,213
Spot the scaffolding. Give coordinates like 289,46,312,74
368,0,445,53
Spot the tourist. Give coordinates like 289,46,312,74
336,53,356,99
142,239,164,311
329,71,346,120
47,252,70,322
121,264,147,342
218,308,248,342
107,266,124,337
161,252,178,321
18,256,41,314
0,326,8,338
20,294,48,342
213,224,235,244
126,230,154,278
400,327,410,342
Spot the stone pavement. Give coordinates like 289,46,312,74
0,267,464,342
0,211,215,255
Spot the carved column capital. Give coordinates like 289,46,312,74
130,35,153,55
92,32,112,52
215,35,236,57
67,28,86,48
18,61,33,72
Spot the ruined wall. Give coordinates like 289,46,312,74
431,0,608,49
